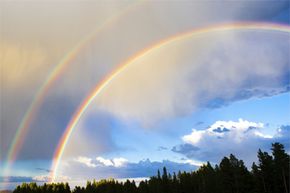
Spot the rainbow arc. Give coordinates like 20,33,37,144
49,22,290,182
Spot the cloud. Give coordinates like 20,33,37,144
75,157,97,168
172,144,200,156
96,29,290,126
275,125,290,149
172,119,290,165
75,156,128,168
1,0,289,162
95,157,114,167
179,159,204,167
182,119,264,144
0,175,69,183
32,175,70,183
96,157,128,168
112,158,128,167
58,157,198,181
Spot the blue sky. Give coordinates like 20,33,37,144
1,0,289,190
85,92,290,164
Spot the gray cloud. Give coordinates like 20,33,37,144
96,30,290,125
1,0,289,162
172,144,200,157
212,127,230,133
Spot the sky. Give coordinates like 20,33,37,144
0,0,290,190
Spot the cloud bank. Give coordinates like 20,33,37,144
95,30,289,125
75,156,128,168
58,157,198,181
172,119,290,165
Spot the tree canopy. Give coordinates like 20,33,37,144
13,142,289,193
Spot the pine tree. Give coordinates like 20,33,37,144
257,149,275,193
271,143,289,193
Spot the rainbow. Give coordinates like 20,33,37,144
49,22,290,182
3,1,142,176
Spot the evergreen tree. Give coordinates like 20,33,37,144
271,143,289,193
162,167,169,193
257,149,275,193
252,162,263,193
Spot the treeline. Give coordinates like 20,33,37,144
13,142,289,193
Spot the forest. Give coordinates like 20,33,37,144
13,142,289,193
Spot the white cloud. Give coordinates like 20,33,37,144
254,131,273,139
179,159,204,167
96,157,114,167
32,174,70,182
113,158,128,167
75,156,97,168
96,157,128,167
209,119,264,133
183,119,264,145
74,156,129,168
173,120,289,165
183,129,205,145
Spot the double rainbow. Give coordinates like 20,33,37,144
3,1,142,177
49,22,290,181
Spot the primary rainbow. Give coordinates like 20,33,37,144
49,22,290,181
3,1,142,177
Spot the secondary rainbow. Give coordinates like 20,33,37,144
49,22,290,181
3,1,142,177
